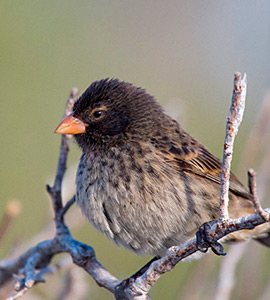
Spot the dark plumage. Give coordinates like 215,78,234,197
55,78,270,256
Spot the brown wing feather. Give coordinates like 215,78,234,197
152,121,251,200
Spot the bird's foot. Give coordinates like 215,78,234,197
196,220,226,256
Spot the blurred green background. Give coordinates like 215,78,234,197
1,1,270,300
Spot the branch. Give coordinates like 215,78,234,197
219,72,247,221
46,88,79,220
214,98,270,300
248,169,270,221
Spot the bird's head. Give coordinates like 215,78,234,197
55,79,164,151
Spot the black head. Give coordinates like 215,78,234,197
71,78,164,151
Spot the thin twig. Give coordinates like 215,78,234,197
58,196,76,221
219,72,247,221
248,169,270,221
46,88,79,219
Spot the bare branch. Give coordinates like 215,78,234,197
46,88,79,219
213,83,270,300
219,72,247,221
248,169,270,221
58,196,76,221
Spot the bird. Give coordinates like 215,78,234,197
55,78,270,257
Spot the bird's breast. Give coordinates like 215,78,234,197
75,145,215,256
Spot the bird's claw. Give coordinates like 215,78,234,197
196,220,226,256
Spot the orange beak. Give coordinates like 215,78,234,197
54,113,87,135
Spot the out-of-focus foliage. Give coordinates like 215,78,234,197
1,1,269,299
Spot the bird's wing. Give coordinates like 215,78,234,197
153,126,251,200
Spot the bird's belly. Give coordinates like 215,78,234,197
75,152,220,256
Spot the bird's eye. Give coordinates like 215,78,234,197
92,108,106,120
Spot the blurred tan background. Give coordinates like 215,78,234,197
1,1,270,300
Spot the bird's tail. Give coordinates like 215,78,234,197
253,222,270,247
228,193,270,248
223,219,270,248
254,228,270,247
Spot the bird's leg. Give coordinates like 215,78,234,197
196,220,226,256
